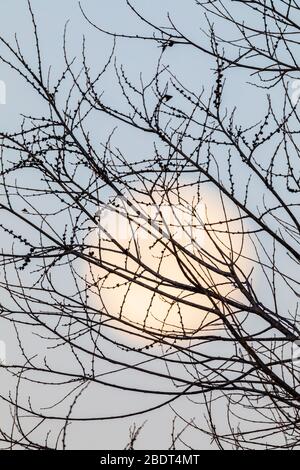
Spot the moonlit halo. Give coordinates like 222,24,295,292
85,187,251,343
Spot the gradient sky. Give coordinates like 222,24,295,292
0,0,294,449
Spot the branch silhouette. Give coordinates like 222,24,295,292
0,0,299,450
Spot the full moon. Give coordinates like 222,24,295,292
85,187,251,340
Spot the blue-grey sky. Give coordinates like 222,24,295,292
0,0,296,450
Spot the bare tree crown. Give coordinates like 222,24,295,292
0,0,299,450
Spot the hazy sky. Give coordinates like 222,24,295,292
0,0,293,450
